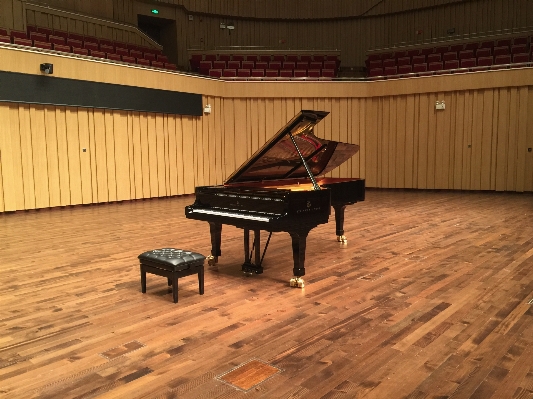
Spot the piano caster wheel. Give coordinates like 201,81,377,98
290,277,305,288
337,235,347,244
207,255,218,266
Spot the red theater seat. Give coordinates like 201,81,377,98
13,37,32,46
293,69,307,77
84,41,99,51
219,54,231,62
398,65,412,75
397,57,410,66
494,54,511,65
476,56,493,67
246,55,259,62
144,53,157,63
121,55,135,64
511,45,527,54
444,60,459,70
107,53,122,62
100,44,114,54
427,53,441,63
280,70,293,77
412,55,426,64
213,60,226,69
493,46,510,56
255,61,268,70
164,63,177,70
0,28,8,36
282,61,295,70
382,58,396,67
237,69,251,77
11,30,28,39
307,69,320,78
286,54,299,62
296,61,309,70
223,69,237,77
413,63,428,73
459,50,474,59
460,58,476,68
368,67,384,77
265,69,279,77
476,48,492,57
443,51,457,61
232,55,245,62
368,59,382,69
227,60,241,69
30,32,47,42
428,61,443,71
67,38,82,48
450,44,464,52
384,66,397,76
33,40,52,50
435,46,449,54
513,37,528,45
130,49,143,59
151,61,164,68
48,35,65,45
251,69,265,77
269,61,281,70
321,69,335,78
136,59,150,66
464,43,479,51
209,69,222,78
512,53,529,63
72,47,89,56
242,61,255,69
0,35,9,43
89,50,106,59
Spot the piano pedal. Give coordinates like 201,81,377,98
290,277,305,288
207,255,218,266
336,235,348,244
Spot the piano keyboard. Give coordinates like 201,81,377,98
188,208,273,222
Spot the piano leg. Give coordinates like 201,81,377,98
242,229,263,274
333,204,348,243
208,222,222,266
289,230,309,288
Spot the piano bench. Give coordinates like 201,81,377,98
138,248,205,303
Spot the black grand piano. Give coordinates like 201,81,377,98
185,110,365,287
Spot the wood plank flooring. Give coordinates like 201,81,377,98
0,189,532,399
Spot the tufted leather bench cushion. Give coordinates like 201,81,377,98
138,248,205,303
138,248,205,270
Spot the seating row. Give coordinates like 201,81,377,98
0,32,176,70
368,54,531,77
368,45,531,69
198,60,337,75
366,36,531,64
190,53,340,75
208,68,336,78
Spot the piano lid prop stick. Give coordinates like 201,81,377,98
288,131,321,191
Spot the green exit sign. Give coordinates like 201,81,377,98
151,9,159,14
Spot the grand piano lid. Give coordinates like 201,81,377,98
225,110,360,184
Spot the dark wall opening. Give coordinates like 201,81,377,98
138,15,178,66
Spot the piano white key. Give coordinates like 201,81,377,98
190,208,271,222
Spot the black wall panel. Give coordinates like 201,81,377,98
0,71,203,116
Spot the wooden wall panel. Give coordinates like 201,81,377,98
1,49,532,213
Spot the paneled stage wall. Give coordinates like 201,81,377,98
0,46,532,212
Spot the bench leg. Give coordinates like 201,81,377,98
172,276,178,303
198,268,204,295
140,266,147,293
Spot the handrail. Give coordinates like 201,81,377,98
368,25,533,54
23,2,162,49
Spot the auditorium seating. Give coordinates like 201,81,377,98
366,33,532,78
0,25,174,71
189,52,341,79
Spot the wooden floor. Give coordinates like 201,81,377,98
1,189,532,399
